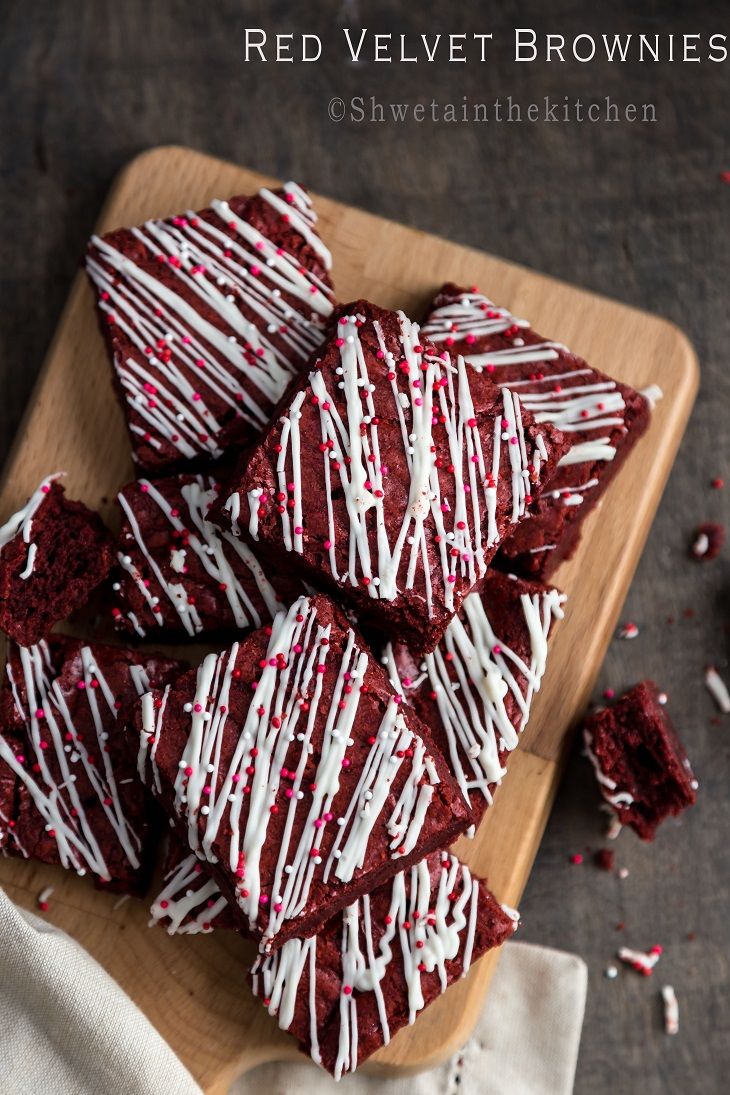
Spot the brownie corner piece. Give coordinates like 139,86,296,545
84,182,336,473
219,300,569,654
0,474,114,646
422,283,652,579
0,635,185,892
136,592,472,950
582,680,697,840
387,569,565,827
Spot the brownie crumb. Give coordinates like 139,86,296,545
594,848,615,871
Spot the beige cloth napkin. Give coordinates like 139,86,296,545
0,889,586,1095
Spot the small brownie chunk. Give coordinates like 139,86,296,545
0,635,184,892
85,182,335,472
422,284,652,579
137,593,472,950
0,474,114,646
114,473,304,638
150,839,239,935
582,681,698,840
251,850,519,1078
219,301,569,654
386,572,565,826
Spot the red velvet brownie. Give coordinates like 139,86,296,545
386,572,565,826
136,593,472,950
582,681,698,840
422,284,652,579
0,474,114,646
85,183,335,472
113,473,304,638
251,850,519,1078
0,635,184,892
218,301,569,654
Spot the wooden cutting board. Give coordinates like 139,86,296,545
0,147,698,1092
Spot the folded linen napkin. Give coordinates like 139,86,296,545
0,890,586,1095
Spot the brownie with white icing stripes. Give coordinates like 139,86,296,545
422,284,652,579
218,301,570,654
583,681,697,840
149,841,518,1078
85,183,336,473
250,850,519,1078
136,593,472,950
0,635,184,892
386,571,565,825
113,472,305,638
0,475,114,647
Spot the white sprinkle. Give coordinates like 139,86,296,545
705,666,730,713
605,965,618,979
662,985,679,1035
618,867,629,879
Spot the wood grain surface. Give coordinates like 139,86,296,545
0,146,697,1090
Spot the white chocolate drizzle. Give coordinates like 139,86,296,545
85,185,333,464
149,849,230,934
385,583,565,808
138,595,444,948
240,310,553,620
0,473,64,580
117,475,283,637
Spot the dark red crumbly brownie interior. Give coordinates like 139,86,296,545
390,570,563,826
85,187,335,473
250,850,517,1077
583,680,697,840
422,283,651,580
0,481,114,647
136,593,472,949
113,472,304,639
217,299,569,654
0,634,184,892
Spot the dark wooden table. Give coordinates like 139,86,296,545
2,2,728,1092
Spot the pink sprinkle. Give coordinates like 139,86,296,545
193,703,203,713
343,985,353,996
569,853,583,865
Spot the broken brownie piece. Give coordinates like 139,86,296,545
251,850,519,1078
582,681,697,840
218,301,569,654
0,635,184,892
386,571,565,826
150,839,238,935
136,593,472,950
113,473,304,638
0,474,114,646
422,284,652,579
85,183,335,472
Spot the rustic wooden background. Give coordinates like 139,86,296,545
1,2,728,1093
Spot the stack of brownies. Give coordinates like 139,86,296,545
0,182,662,1078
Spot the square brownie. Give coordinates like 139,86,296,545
136,593,472,950
0,474,114,647
85,183,336,472
251,850,519,1078
386,571,565,826
218,301,569,653
422,284,652,579
113,473,304,638
0,635,184,892
582,681,697,840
